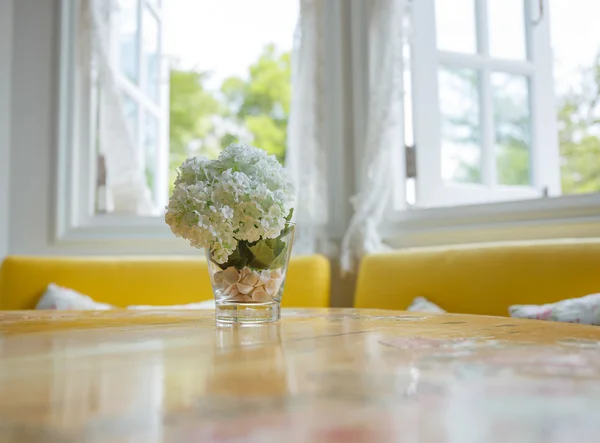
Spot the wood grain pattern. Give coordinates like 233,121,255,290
1,308,600,442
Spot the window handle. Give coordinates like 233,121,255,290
531,0,544,26
405,145,417,178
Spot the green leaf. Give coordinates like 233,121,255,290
247,240,276,269
286,208,294,222
214,242,252,270
235,242,253,269
274,239,284,257
263,238,276,250
270,247,288,269
213,223,293,271
214,246,241,270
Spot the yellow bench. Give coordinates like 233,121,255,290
0,255,331,309
355,239,600,316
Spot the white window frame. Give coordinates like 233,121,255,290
381,0,600,248
413,0,559,208
54,0,351,252
55,0,182,252
54,0,600,253
107,0,169,215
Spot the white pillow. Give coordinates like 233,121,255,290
407,296,446,313
36,283,215,311
36,283,114,310
509,293,600,325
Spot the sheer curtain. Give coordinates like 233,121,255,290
286,0,329,255
80,0,153,215
341,0,407,272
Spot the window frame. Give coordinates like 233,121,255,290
412,0,560,208
54,0,351,252
379,0,600,249
106,0,170,215
55,0,600,254
55,0,183,252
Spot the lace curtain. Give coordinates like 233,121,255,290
80,0,153,215
341,0,407,272
286,0,329,255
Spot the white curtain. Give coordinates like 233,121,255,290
286,0,329,255
341,0,407,272
80,0,153,215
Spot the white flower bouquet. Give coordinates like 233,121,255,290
165,144,295,323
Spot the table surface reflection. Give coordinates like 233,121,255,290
1,308,600,442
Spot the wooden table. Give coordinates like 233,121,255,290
1,308,600,442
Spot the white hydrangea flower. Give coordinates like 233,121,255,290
165,144,295,263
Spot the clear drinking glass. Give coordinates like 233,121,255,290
206,225,295,324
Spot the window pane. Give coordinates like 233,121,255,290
439,67,482,183
118,0,140,83
144,113,159,202
164,0,298,191
122,94,139,143
96,0,298,215
492,72,531,186
435,0,477,54
488,0,527,60
143,7,160,103
403,33,417,206
551,1,600,195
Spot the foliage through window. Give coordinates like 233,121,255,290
168,45,291,193
95,0,600,219
96,0,298,213
408,0,600,209
554,0,600,195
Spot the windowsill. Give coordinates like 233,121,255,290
54,193,600,252
53,214,195,254
383,192,600,249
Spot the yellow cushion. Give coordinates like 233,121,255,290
354,239,600,317
0,255,330,309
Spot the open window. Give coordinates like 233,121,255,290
97,0,170,215
411,0,560,208
56,0,299,246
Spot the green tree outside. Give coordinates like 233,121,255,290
447,69,531,186
220,44,291,163
168,44,600,197
558,54,600,194
453,57,600,195
168,69,224,188
168,44,291,192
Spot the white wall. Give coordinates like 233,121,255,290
0,0,14,258
8,0,57,255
